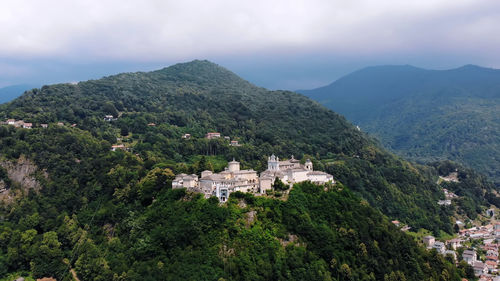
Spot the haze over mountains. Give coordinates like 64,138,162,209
0,84,39,104
300,64,500,184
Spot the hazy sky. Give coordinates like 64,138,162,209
1,0,499,89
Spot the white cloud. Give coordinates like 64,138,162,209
0,0,498,62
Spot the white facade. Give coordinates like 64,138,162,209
423,236,435,247
261,155,334,189
463,250,477,265
432,241,445,254
173,155,335,202
172,174,199,190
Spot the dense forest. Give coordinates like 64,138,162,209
299,64,500,185
0,60,492,280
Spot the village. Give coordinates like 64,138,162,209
418,220,500,281
0,118,78,129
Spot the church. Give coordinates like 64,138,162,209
259,154,334,193
172,154,334,202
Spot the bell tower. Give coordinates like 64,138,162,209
305,159,313,170
268,154,280,171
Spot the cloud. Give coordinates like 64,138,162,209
0,0,498,62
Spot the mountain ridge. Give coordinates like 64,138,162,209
299,64,500,183
0,60,486,280
0,84,39,104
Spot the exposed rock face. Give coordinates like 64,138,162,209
0,156,45,203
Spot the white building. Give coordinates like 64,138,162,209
197,159,259,201
205,132,221,139
259,155,334,192
463,250,477,265
172,155,335,202
172,174,199,191
473,261,488,276
423,236,435,247
447,238,461,250
432,241,446,254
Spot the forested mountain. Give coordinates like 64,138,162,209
299,65,500,184
0,60,487,280
0,84,39,104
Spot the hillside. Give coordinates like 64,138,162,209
299,65,500,184
0,84,39,104
0,60,486,280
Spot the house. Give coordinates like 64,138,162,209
172,174,199,190
111,145,126,151
104,115,114,121
444,250,457,260
198,160,260,201
71,124,77,128
14,120,24,128
433,241,446,254
205,132,221,139
486,255,498,262
230,140,240,146
463,250,477,265
57,122,64,126
443,188,458,199
41,124,48,128
259,155,334,192
487,209,495,217
486,260,498,273
147,123,156,126
182,133,191,139
391,220,400,227
473,261,488,276
487,250,499,257
438,199,452,206
6,119,15,125
22,123,32,129
494,223,500,236
224,136,230,140
423,236,435,247
447,238,462,250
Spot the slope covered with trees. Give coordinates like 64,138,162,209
0,60,489,280
299,65,500,184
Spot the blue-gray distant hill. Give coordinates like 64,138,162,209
299,65,500,184
0,84,39,104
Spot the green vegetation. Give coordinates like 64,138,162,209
0,60,468,232
0,60,489,279
300,64,500,185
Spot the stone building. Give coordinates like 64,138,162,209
259,155,334,192
173,155,334,202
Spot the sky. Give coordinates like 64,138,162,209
1,0,499,90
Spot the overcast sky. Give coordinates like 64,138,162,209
1,0,499,89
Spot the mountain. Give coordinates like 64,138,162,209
0,60,483,280
299,65,500,184
0,84,39,104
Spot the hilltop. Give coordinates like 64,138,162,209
300,64,500,184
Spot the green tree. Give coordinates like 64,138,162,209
273,177,288,191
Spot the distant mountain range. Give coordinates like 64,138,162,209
299,64,500,184
0,84,39,104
